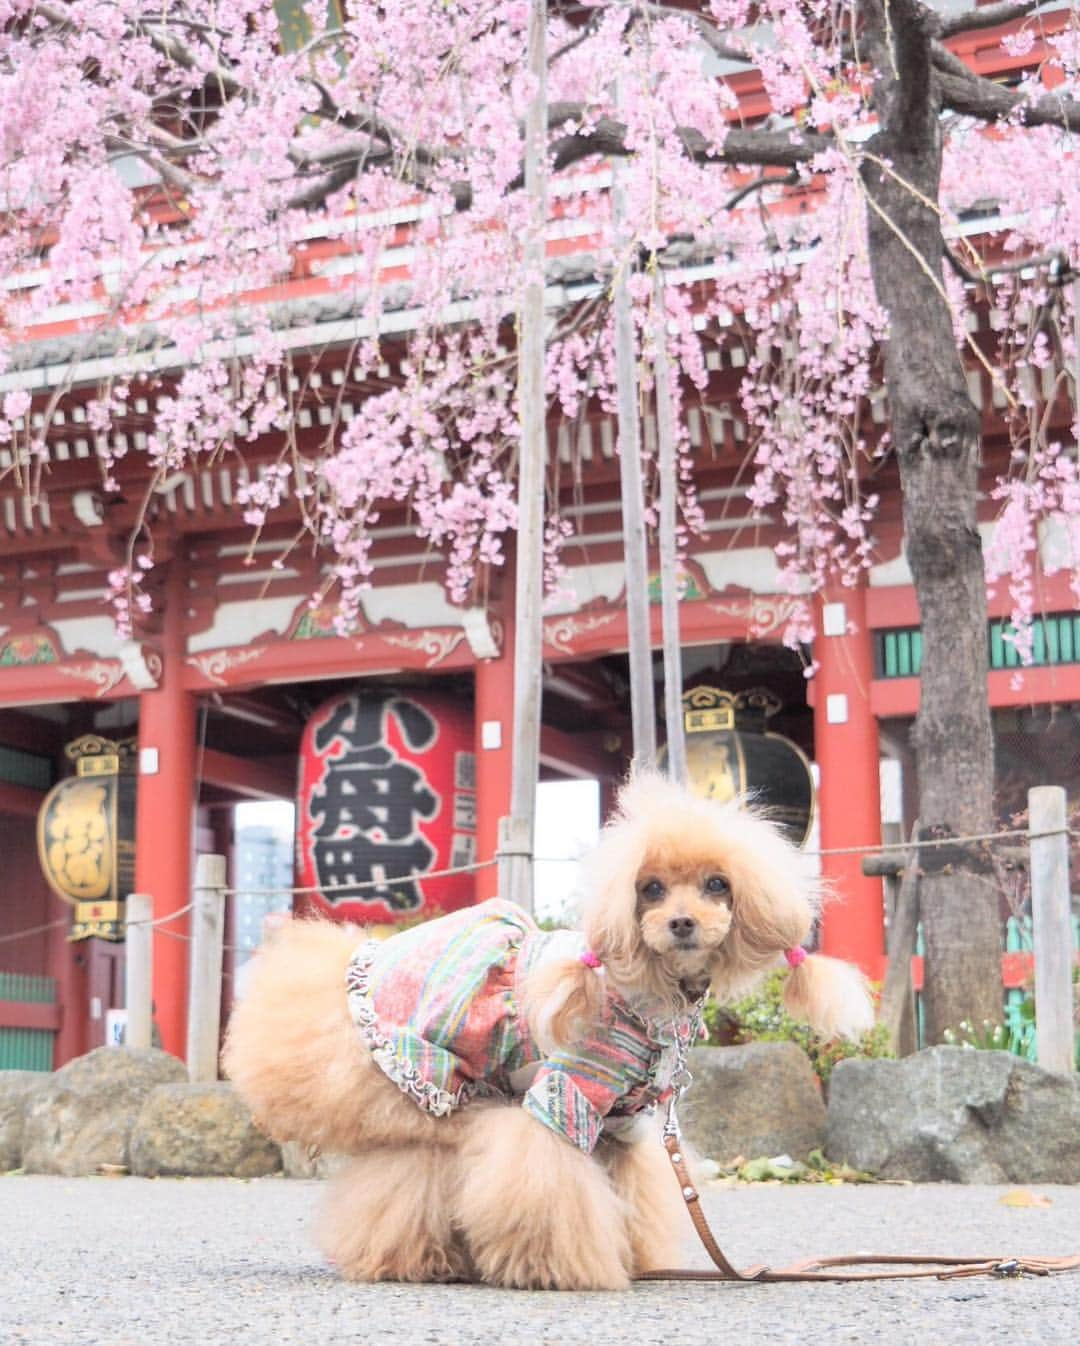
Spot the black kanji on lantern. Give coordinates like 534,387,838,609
307,696,441,911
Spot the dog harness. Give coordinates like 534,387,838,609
345,898,696,1153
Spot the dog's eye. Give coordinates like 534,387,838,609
640,879,666,901
704,875,731,899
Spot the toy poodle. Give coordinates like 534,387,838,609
223,771,874,1290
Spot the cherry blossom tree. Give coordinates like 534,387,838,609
1,0,1079,1038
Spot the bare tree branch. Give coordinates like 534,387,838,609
637,3,750,65
936,69,1080,131
724,169,800,210
23,0,1076,222
937,0,1047,40
542,114,829,177
869,0,939,148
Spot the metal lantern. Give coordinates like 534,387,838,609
664,687,815,846
296,689,477,923
36,735,137,941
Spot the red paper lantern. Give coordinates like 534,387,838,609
296,689,477,924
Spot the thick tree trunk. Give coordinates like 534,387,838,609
860,0,1002,1041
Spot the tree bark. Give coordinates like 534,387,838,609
860,0,1002,1041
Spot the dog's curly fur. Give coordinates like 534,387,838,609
223,772,873,1290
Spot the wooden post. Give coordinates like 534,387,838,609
124,892,153,1051
872,824,920,1056
611,78,656,768
1029,787,1075,1073
503,0,548,913
614,265,656,765
186,853,227,1082
653,269,686,783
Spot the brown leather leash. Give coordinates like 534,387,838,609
635,1012,1080,1286
636,1134,1080,1284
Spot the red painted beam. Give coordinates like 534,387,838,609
870,676,920,718
539,724,619,783
0,999,62,1031
0,659,133,706
863,952,1073,995
872,664,1080,719
182,627,476,692
868,572,1080,630
198,748,295,802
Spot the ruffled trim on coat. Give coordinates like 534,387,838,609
346,941,476,1118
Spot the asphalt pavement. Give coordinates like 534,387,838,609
1,1175,1078,1346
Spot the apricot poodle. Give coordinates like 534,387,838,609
223,772,873,1290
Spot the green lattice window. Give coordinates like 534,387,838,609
0,973,57,1071
989,613,1080,669
876,613,1080,679
877,627,923,678
0,745,52,790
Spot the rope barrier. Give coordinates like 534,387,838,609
219,856,498,898
1,826,1075,954
150,924,259,956
804,826,1031,860
124,902,194,930
0,918,68,946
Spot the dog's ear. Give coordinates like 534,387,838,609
717,812,820,961
580,792,649,978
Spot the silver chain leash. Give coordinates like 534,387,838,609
662,993,707,1142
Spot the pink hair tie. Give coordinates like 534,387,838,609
784,947,807,968
580,949,603,970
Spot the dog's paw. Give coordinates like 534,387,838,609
468,1234,631,1292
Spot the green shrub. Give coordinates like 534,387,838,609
942,1006,1035,1058
943,965,1079,1069
703,970,893,1083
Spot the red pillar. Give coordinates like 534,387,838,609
811,585,885,977
474,640,515,903
134,561,197,1058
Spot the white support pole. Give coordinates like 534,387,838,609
124,892,153,1051
502,0,548,914
186,853,227,1083
653,269,687,784
612,92,657,768
1029,786,1075,1073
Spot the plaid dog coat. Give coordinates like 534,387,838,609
345,898,694,1153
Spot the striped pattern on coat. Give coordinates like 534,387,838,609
345,898,693,1153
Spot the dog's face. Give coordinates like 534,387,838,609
583,774,820,1010
634,859,734,987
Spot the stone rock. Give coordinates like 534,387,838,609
130,1082,282,1178
679,1043,826,1162
825,1045,1080,1182
22,1047,186,1175
280,1141,350,1179
0,1070,48,1171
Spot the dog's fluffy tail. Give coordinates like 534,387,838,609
523,957,607,1054
221,916,369,1150
782,953,875,1042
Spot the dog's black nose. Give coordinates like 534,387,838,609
668,917,697,940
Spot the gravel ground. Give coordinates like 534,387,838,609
1,1175,1078,1346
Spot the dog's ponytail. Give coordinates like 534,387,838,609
782,952,875,1042
523,955,607,1055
